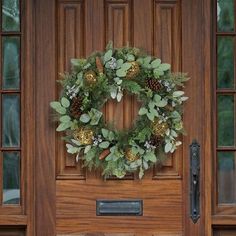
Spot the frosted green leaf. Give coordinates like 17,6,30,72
165,142,173,153
117,91,123,102
56,107,67,115
138,107,148,115
66,144,79,154
61,97,70,108
116,59,124,68
80,114,90,123
104,49,113,62
173,91,185,97
127,54,135,61
144,56,152,64
99,141,110,149
159,63,171,71
139,167,144,179
147,113,154,121
121,63,132,71
153,68,164,77
84,145,92,154
56,122,71,131
50,101,62,110
59,115,71,123
102,128,109,138
151,59,161,68
71,59,80,66
116,69,126,77
144,151,156,162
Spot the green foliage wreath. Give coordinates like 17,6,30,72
50,43,189,179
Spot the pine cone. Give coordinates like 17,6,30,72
146,78,162,91
70,97,83,119
149,135,162,148
96,56,104,74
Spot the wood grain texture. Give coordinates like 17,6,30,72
181,0,206,235
104,0,134,131
35,0,56,235
203,0,212,235
31,0,212,235
55,0,184,234
57,0,86,180
56,180,182,234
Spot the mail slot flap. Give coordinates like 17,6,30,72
96,200,143,216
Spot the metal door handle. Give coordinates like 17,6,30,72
190,140,200,223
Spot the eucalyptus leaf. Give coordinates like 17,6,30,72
121,62,132,71
117,91,123,102
66,144,79,154
159,63,171,71
56,122,71,131
173,90,185,97
59,115,71,123
104,49,113,62
139,167,144,179
127,54,135,61
56,107,67,115
116,59,124,68
99,141,110,149
71,139,81,146
157,99,167,107
150,109,159,117
80,114,90,123
153,68,164,77
108,131,115,141
144,56,152,64
138,107,148,115
61,97,70,108
116,68,127,77
164,142,173,153
83,63,91,69
144,151,156,162
84,145,92,154
147,112,154,121
151,59,161,68
102,128,109,138
50,101,62,110
89,108,103,125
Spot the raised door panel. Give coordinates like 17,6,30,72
55,0,183,235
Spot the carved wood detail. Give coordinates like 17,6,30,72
57,1,86,179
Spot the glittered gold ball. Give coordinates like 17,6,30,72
73,127,94,145
126,61,140,79
84,70,97,85
152,119,169,137
125,148,139,162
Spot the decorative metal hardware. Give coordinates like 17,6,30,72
190,140,200,223
96,200,143,216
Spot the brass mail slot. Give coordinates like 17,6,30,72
96,200,143,216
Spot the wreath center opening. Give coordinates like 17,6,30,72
103,93,141,131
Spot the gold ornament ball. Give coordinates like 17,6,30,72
152,119,169,137
84,70,97,85
125,148,139,162
126,61,140,79
73,127,94,145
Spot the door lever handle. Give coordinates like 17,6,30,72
190,140,200,223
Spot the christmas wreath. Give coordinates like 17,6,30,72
50,43,189,179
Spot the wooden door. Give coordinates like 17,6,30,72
34,0,208,235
